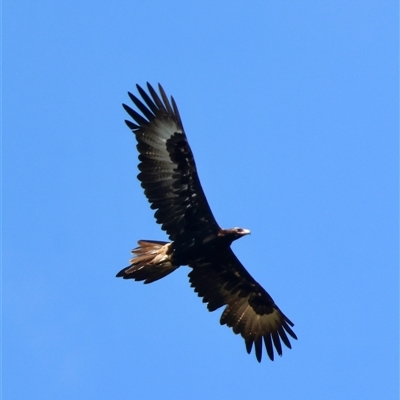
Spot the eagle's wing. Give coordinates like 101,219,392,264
123,83,220,241
188,249,297,362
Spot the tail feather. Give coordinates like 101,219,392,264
116,240,179,283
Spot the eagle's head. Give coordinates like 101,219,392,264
219,227,251,243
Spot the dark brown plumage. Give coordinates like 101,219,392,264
117,83,297,362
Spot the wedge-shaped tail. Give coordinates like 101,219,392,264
116,240,178,284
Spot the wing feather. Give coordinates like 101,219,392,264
123,83,220,241
125,120,140,130
128,92,155,121
146,82,166,110
254,336,263,363
264,334,274,361
158,83,175,115
123,104,149,127
136,84,160,115
188,249,297,362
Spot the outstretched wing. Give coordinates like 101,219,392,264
188,250,297,362
123,83,220,241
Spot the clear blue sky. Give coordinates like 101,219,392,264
3,1,398,399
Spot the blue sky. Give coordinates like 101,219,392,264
3,1,398,399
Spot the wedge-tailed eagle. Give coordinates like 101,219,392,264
117,83,297,362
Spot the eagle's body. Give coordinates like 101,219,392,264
117,83,297,362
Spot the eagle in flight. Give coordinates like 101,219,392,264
117,83,297,362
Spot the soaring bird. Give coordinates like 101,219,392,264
117,83,297,362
